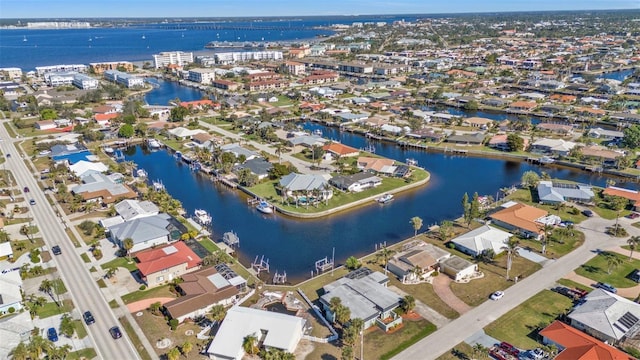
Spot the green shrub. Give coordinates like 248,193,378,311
169,319,178,331
8,307,15,313
139,285,147,291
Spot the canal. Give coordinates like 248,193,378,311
123,127,632,282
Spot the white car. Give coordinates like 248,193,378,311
490,291,504,300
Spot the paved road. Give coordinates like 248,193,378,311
393,216,622,360
0,119,141,359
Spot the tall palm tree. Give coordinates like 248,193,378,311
9,342,29,360
48,344,72,360
39,279,55,303
401,295,416,314
606,253,623,274
410,216,423,236
209,304,227,323
242,334,259,355
122,238,134,260
375,245,395,275
502,238,520,280
541,224,554,255
628,236,640,260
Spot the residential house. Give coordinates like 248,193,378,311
487,134,529,151
136,242,202,288
0,241,13,261
610,113,640,124
568,288,640,345
357,156,397,176
108,213,186,254
0,271,23,315
71,171,137,204
406,128,445,142
68,160,109,176
587,128,624,141
279,173,332,200
319,268,402,331
387,242,451,282
220,143,259,161
439,256,479,282
51,143,93,165
489,202,549,240
322,143,360,159
329,172,382,193
530,138,577,156
508,101,538,112
537,181,595,204
580,145,624,166
603,187,640,210
168,127,206,140
462,117,494,129
549,94,577,103
287,134,328,148
179,100,220,111
540,321,633,360
0,312,34,360
445,133,486,145
164,267,240,323
206,306,304,360
212,79,241,92
233,158,273,180
35,120,56,130
449,225,513,257
536,123,573,135
115,199,159,221
576,107,607,119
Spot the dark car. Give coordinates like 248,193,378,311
51,246,61,255
109,326,122,339
582,209,594,217
47,327,58,342
499,342,520,356
5,153,10,158
627,212,640,219
595,282,617,294
23,186,29,193
631,269,640,283
29,199,36,205
83,311,95,325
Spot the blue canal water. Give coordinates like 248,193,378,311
598,68,635,81
124,125,635,282
144,78,211,105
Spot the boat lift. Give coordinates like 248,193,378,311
252,255,270,275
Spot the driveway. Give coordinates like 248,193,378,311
465,329,501,349
517,247,551,265
431,275,472,315
388,285,450,328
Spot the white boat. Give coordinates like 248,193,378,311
256,201,274,214
194,209,212,225
23,36,27,42
142,34,146,39
376,194,394,204
136,169,147,178
406,158,418,166
313,129,323,136
539,156,555,164
147,138,161,149
152,180,165,191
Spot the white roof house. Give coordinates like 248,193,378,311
531,138,577,155
114,199,159,221
0,271,24,315
69,160,108,176
168,126,206,139
0,311,33,360
568,288,640,343
450,225,513,256
206,306,304,360
0,242,13,259
537,181,595,204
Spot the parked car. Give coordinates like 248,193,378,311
47,327,58,342
630,269,640,283
595,282,617,294
109,326,122,339
490,291,504,300
51,246,61,256
498,341,520,356
83,311,95,325
627,212,640,219
582,209,594,217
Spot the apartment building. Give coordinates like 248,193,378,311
89,61,134,74
187,68,216,84
36,64,87,77
71,73,99,89
153,51,194,69
104,70,145,88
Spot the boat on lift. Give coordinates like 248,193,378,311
194,209,212,225
147,138,161,149
256,201,274,214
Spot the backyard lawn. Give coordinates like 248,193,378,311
100,257,139,272
121,284,176,305
484,290,574,349
36,300,74,319
575,251,640,288
388,276,459,319
518,228,585,259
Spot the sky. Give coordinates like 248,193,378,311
1,0,638,18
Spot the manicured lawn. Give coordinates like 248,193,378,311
368,319,436,360
67,348,97,360
388,276,459,319
73,319,88,339
450,254,541,307
80,253,91,263
197,237,219,253
507,188,588,223
133,310,207,359
108,299,118,309
297,268,350,301
100,257,138,272
247,168,429,214
121,284,176,305
36,300,73,319
575,251,640,288
436,342,476,360
52,278,67,294
484,290,574,349
119,316,153,360
518,228,585,259
11,238,44,261
557,278,594,293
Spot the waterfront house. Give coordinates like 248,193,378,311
489,202,548,240
387,242,451,282
220,143,258,161
406,128,445,142
179,99,220,111
164,266,239,323
587,127,624,140
567,288,640,345
322,143,360,159
610,112,640,124
536,123,573,135
439,256,479,282
114,199,160,222
94,113,118,127
279,173,332,201
206,306,304,360
168,126,206,140
357,156,397,176
445,133,486,145
508,100,537,112
487,134,529,151
530,138,577,156
579,145,624,165
71,170,137,204
537,181,595,204
287,134,328,148
136,242,202,288
449,225,513,257
329,172,382,193
319,268,402,331
462,117,494,129
540,320,634,360
69,160,108,177
603,186,640,210
107,213,185,254
233,158,273,180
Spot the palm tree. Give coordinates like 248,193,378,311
541,224,554,255
39,279,55,303
628,236,640,260
9,342,29,360
209,304,227,323
274,143,285,164
606,253,623,274
242,334,259,355
28,335,51,359
410,216,423,236
401,295,416,314
472,343,488,359
375,245,395,274
122,238,134,260
502,238,520,280
181,341,193,357
167,347,181,360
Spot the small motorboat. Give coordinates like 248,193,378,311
376,194,394,204
256,201,274,214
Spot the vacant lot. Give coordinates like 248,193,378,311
575,251,640,288
133,310,208,359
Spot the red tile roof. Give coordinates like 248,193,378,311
322,143,360,156
540,321,633,360
136,242,201,277
603,187,640,208
94,113,119,121
490,202,547,234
